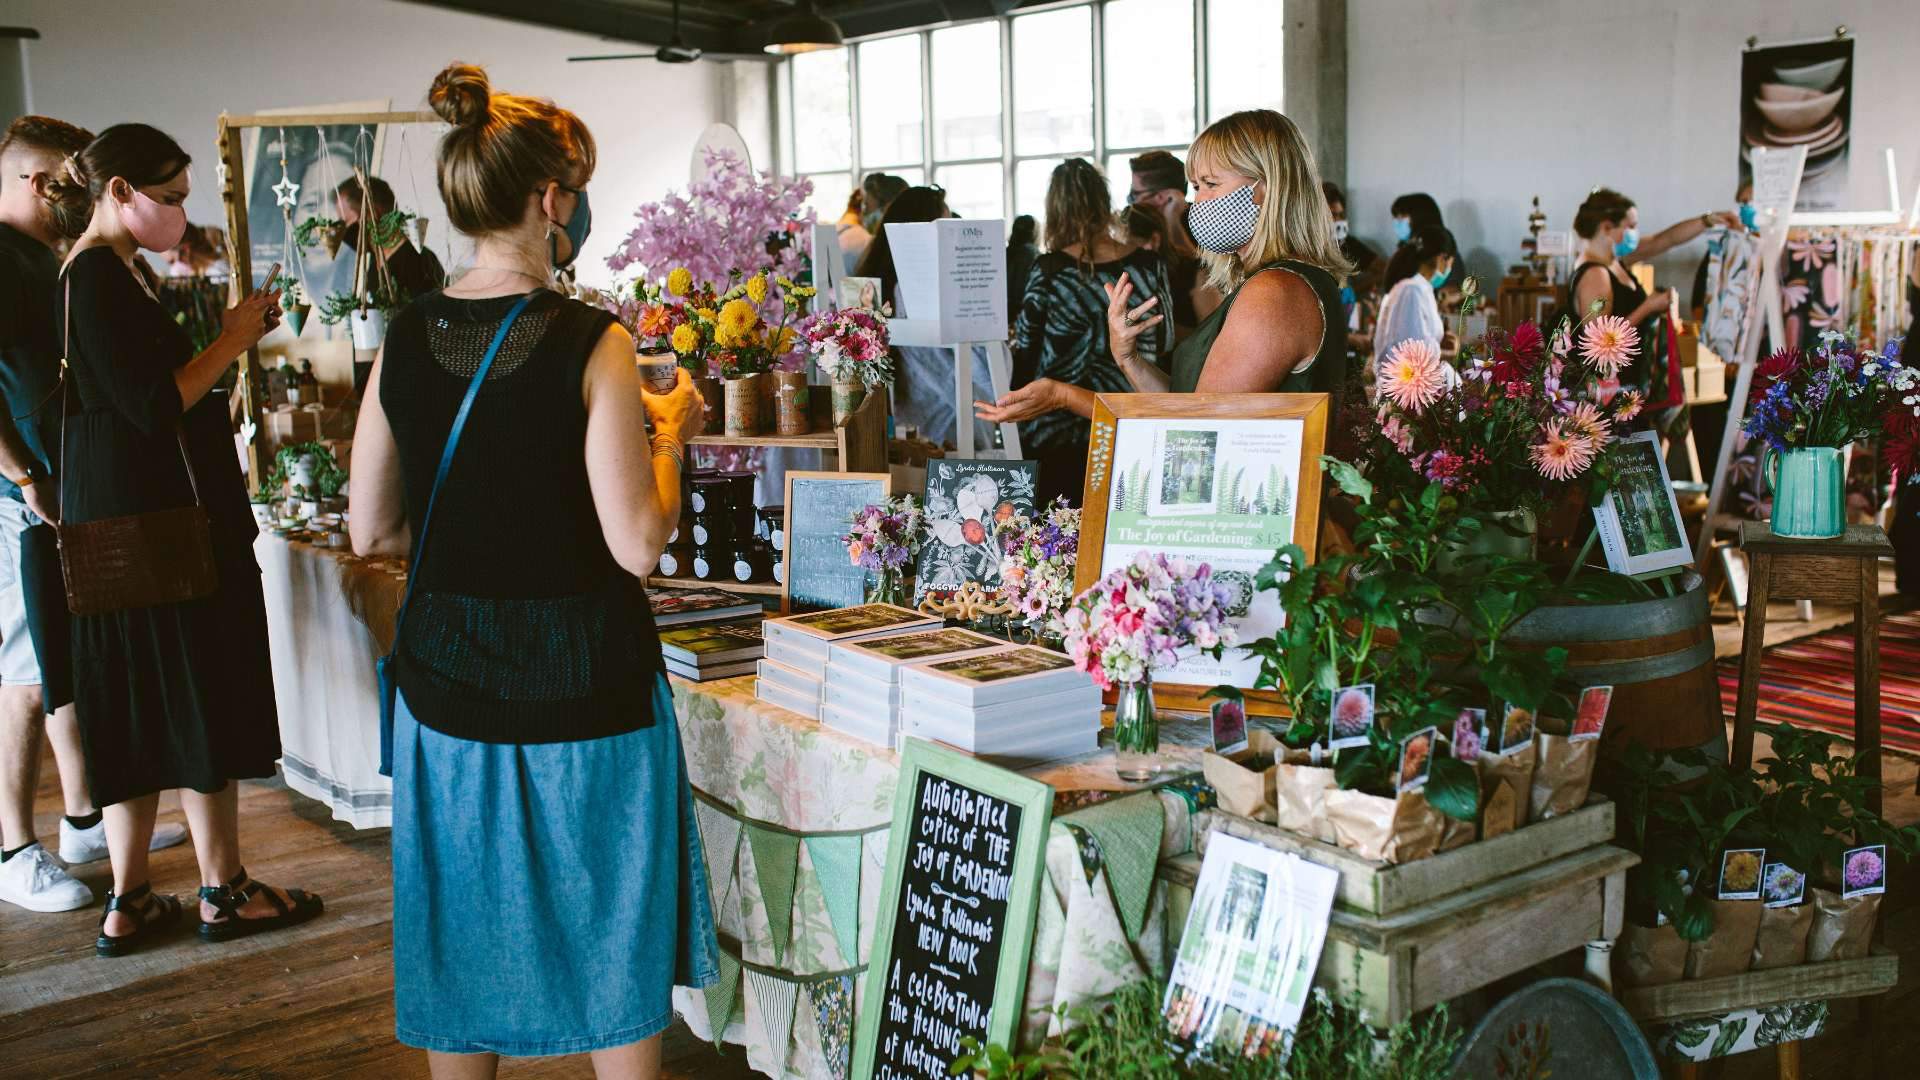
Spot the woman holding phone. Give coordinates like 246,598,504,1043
46,122,320,955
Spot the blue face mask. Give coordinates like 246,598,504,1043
1392,217,1412,243
1429,267,1449,289
550,183,592,268
1738,202,1757,230
1613,226,1639,258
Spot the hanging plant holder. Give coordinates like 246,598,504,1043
351,307,387,350
321,226,344,260
286,301,311,337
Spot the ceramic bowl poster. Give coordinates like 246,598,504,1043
1739,37,1852,212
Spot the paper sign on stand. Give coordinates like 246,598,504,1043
810,221,842,317
885,219,1008,343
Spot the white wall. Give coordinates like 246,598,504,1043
10,0,727,288
1346,0,1920,291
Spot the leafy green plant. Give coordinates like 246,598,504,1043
949,982,1458,1080
263,441,346,499
1733,723,1920,882
292,215,344,251
1598,744,1758,940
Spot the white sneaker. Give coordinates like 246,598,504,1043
0,842,94,912
58,818,190,865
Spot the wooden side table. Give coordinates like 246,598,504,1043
1731,521,1894,814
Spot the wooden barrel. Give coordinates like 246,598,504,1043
1505,571,1725,758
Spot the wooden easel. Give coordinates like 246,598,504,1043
213,108,440,490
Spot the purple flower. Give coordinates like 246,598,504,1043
1844,849,1884,890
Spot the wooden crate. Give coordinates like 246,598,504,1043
1621,947,1899,1023
1194,798,1616,916
1162,844,1637,1025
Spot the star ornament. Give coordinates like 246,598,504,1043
272,175,300,210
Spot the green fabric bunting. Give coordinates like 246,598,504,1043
747,824,803,965
703,952,742,1048
694,798,743,920
746,968,800,1065
804,834,864,968
1058,789,1165,942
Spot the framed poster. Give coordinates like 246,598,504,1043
914,458,1038,606
242,101,389,295
1593,431,1692,576
1077,394,1329,715
782,471,892,615
852,738,1052,1080
1739,36,1852,213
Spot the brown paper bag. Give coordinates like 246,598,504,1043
1481,782,1519,840
1616,921,1688,988
1273,759,1339,843
1326,787,1442,864
1750,903,1815,970
1684,898,1763,979
1477,744,1536,835
1528,731,1598,821
1806,887,1881,962
1200,730,1285,823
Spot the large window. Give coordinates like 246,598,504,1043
784,0,1279,231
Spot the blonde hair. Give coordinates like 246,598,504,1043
1186,109,1349,294
428,62,596,236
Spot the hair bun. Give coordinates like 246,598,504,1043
430,63,492,128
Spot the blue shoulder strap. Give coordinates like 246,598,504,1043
391,290,536,636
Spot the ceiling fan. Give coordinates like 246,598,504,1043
567,0,776,65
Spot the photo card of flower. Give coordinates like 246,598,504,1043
1761,862,1807,908
1329,684,1375,751
1211,697,1249,755
1571,686,1613,742
915,459,1038,606
1842,844,1887,899
1718,847,1766,900
1494,704,1536,756
1079,394,1329,716
1452,708,1485,761
837,275,883,312
1594,430,1692,577
1397,726,1436,793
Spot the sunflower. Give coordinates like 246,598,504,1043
665,267,693,298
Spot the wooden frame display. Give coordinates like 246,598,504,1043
1077,394,1329,716
781,470,892,615
852,738,1053,1080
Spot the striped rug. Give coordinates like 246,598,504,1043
1716,609,1920,757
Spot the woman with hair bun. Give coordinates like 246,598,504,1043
1569,187,1739,394
348,63,716,1076
50,122,319,956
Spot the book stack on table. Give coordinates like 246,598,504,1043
758,604,942,722
649,586,766,682
898,645,1101,766
821,627,1007,749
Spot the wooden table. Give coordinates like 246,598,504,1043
1731,522,1894,813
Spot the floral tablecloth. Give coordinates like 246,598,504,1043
670,675,1213,1079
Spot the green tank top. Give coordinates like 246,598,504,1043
1166,259,1348,422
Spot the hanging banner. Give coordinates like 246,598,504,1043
1740,37,1853,213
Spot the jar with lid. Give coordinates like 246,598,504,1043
657,545,690,578
690,542,725,582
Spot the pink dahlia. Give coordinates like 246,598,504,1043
1580,315,1640,376
1844,848,1885,891
1530,422,1598,481
1614,389,1644,422
1566,401,1611,445
1378,338,1448,413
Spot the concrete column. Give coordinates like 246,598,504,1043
1283,0,1347,187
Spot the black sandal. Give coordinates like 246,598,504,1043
197,867,324,943
96,882,185,958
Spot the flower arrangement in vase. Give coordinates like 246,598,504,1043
1365,280,1650,558
1056,552,1237,781
633,267,812,437
842,496,924,607
798,306,893,425
995,497,1080,646
1742,332,1917,538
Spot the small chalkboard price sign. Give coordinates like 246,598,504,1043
853,738,1052,1080
782,470,892,615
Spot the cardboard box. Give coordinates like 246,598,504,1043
265,406,321,450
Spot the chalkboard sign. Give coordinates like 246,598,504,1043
782,470,892,615
853,739,1052,1080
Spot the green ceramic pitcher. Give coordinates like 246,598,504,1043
1766,446,1844,539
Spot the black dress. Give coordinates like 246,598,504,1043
59,247,279,807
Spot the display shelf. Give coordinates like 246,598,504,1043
686,387,889,473
646,576,782,597
1621,946,1899,1023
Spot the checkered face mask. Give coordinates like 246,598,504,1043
1186,184,1260,253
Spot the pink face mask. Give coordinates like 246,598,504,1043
121,189,189,253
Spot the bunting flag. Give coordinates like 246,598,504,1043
702,952,742,1048
1059,791,1165,942
747,968,800,1068
807,974,856,1079
747,824,802,964
804,834,864,968
694,798,743,918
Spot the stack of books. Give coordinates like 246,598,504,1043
659,617,764,682
898,645,1101,766
822,627,1007,749
649,585,762,628
757,604,942,721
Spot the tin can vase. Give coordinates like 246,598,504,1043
1113,675,1159,781
695,376,725,435
773,371,811,436
1767,446,1844,539
724,373,766,438
831,379,866,426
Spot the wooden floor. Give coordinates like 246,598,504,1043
1,584,1916,1079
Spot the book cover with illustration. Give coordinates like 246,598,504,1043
914,459,1038,605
